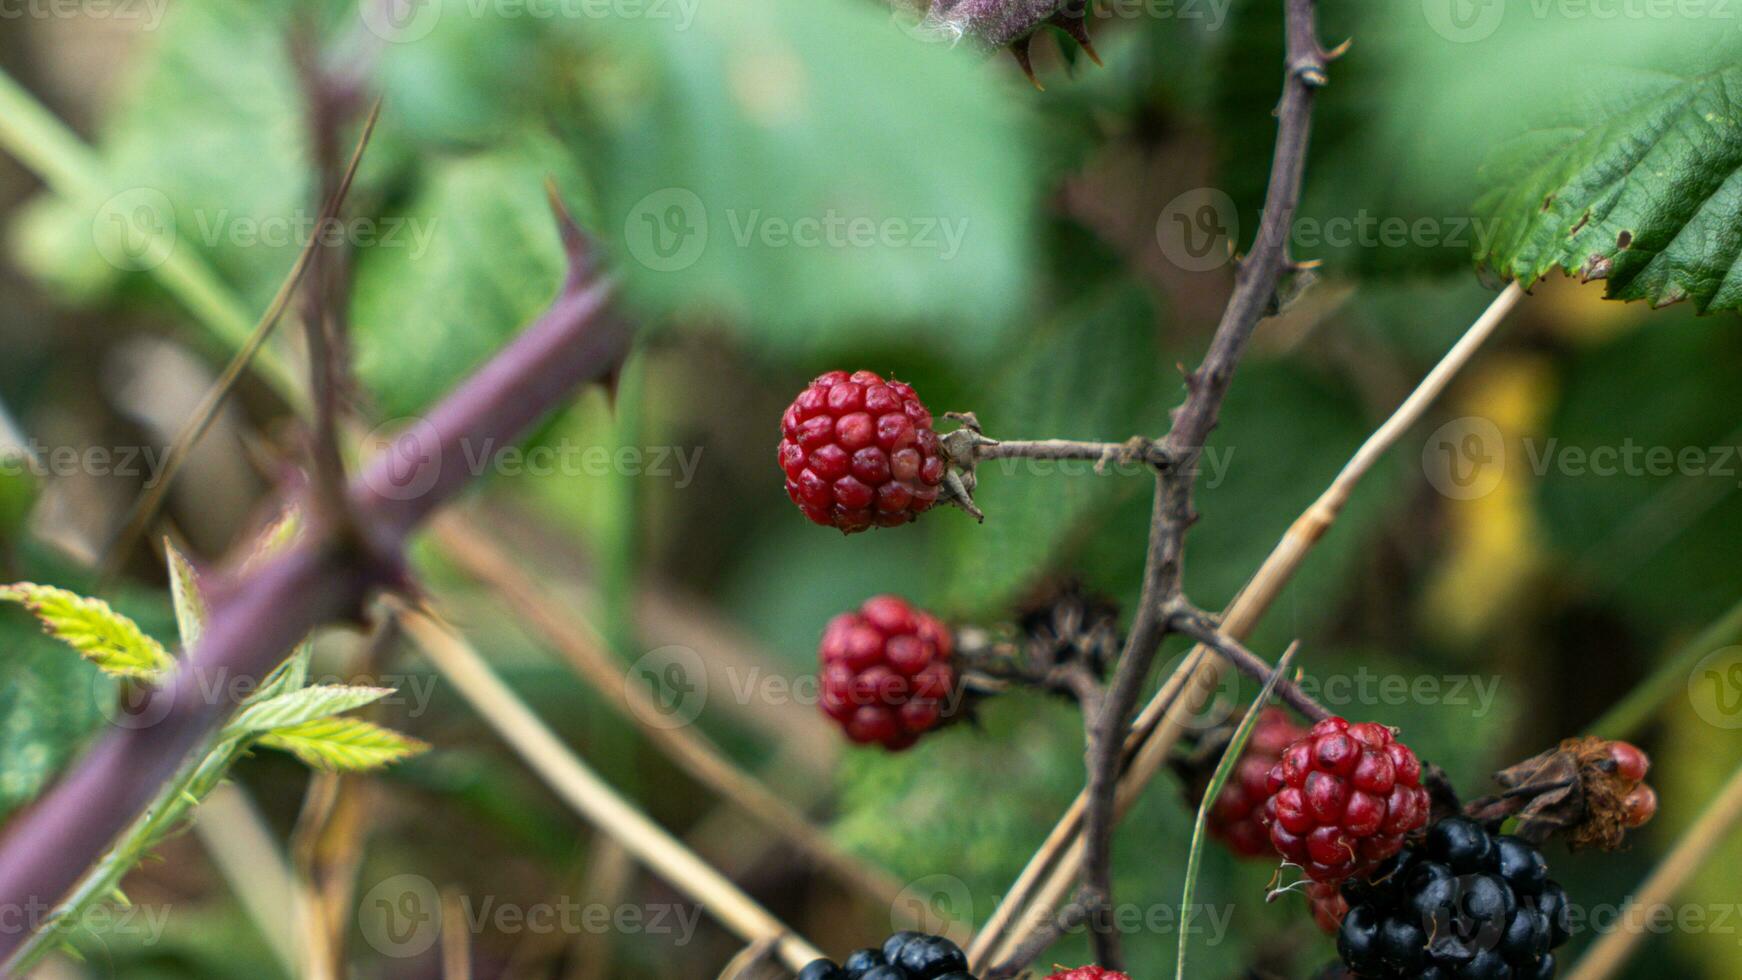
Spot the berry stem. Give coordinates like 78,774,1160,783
1166,605,1331,722
972,437,1171,469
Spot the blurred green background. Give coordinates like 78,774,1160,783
0,0,1739,977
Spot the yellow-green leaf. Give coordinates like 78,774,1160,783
227,684,394,736
164,540,206,649
0,584,173,680
258,717,427,772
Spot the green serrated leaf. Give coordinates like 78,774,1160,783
0,583,173,680
258,717,428,773
251,643,312,705
1476,65,1742,312
227,684,395,736
163,540,205,649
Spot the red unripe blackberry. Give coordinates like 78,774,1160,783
1043,968,1130,980
1606,741,1651,782
818,596,956,751
1208,708,1307,858
779,370,946,534
1622,783,1657,828
1257,717,1431,883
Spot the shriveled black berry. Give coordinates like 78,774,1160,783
882,931,923,963
842,948,887,974
935,974,975,980
896,935,968,978
799,960,847,980
857,968,907,980
1428,817,1495,873
1494,836,1549,895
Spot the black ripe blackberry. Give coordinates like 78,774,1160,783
801,932,975,980
1336,817,1570,979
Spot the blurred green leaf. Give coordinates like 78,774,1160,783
572,0,1038,347
1538,318,1742,624
0,623,110,821
351,140,584,417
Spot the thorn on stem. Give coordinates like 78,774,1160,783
1046,7,1102,67
1009,36,1043,90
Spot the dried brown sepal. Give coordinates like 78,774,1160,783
1464,736,1653,850
1017,580,1121,680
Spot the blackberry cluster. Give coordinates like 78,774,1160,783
779,370,946,533
1336,817,1571,980
799,932,973,979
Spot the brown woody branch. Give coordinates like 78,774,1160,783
1021,0,1332,972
